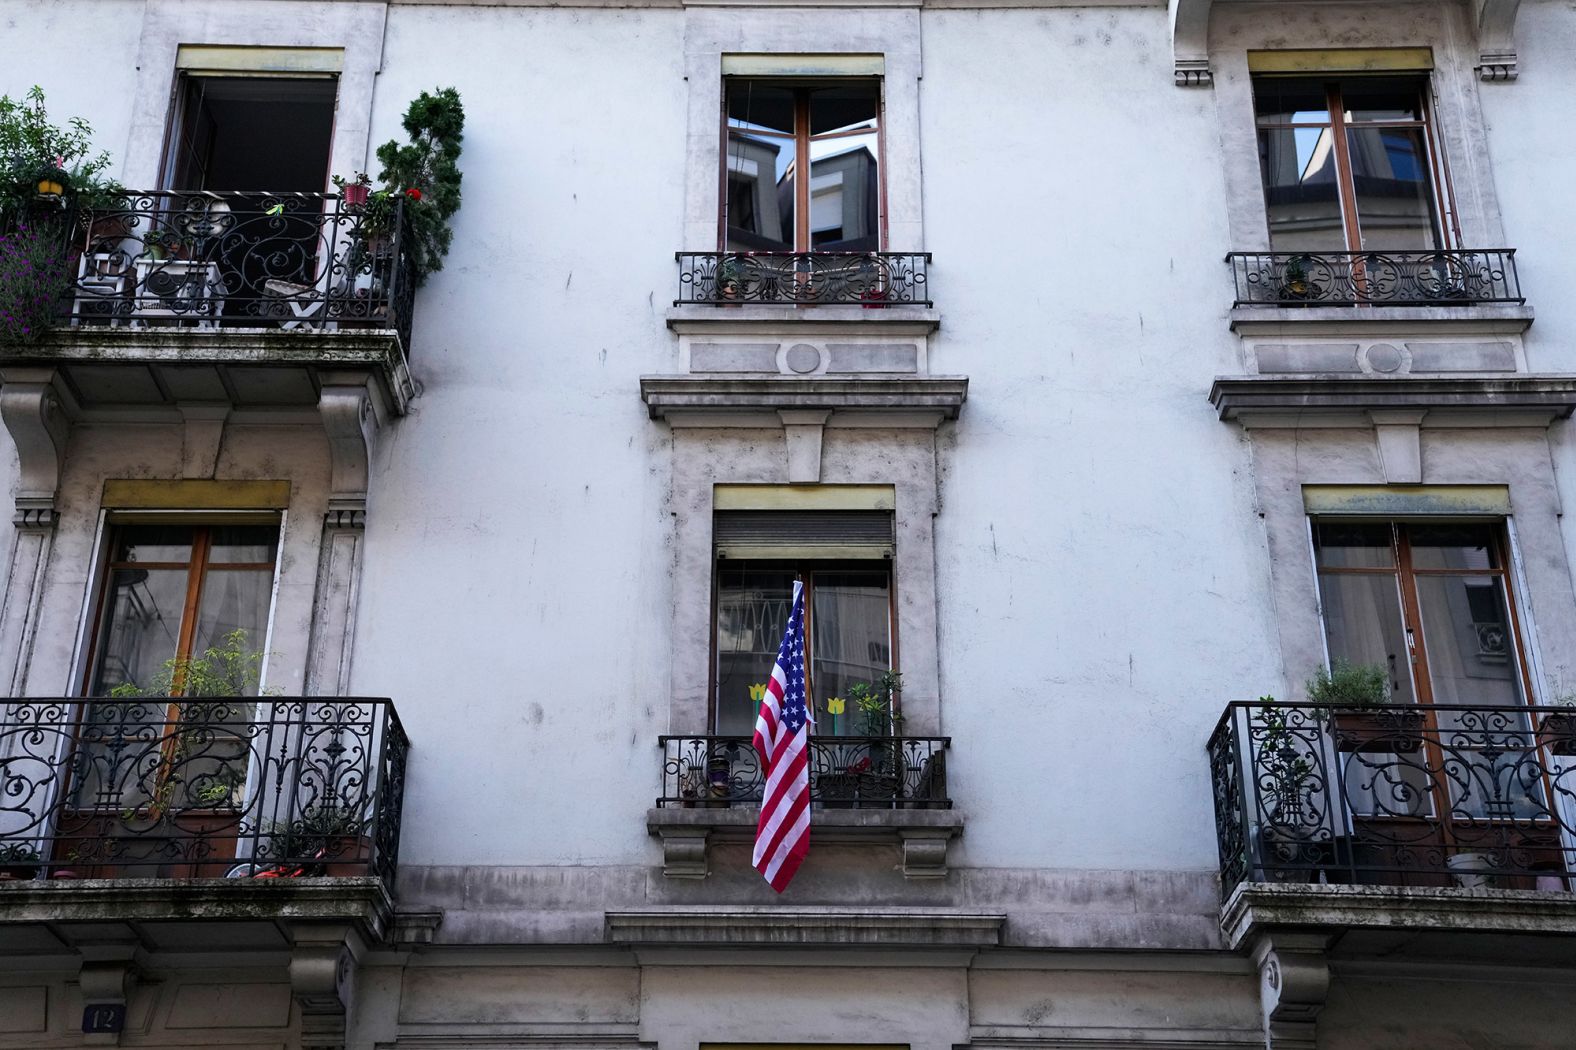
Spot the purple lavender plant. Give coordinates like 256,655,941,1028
0,219,75,344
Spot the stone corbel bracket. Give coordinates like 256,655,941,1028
0,367,70,526
647,807,964,880
1170,0,1213,86
319,376,387,524
1475,0,1523,80
289,923,366,1050
1251,932,1330,1050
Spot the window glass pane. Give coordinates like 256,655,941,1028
1254,78,1330,124
1414,575,1523,708
1259,127,1347,251
1341,77,1426,122
113,524,194,565
1316,572,1416,704
808,127,879,250
725,83,797,252
207,524,279,564
1347,126,1439,250
725,130,795,251
715,567,796,735
810,570,891,736
188,567,276,696
90,568,191,695
1314,522,1395,569
1408,524,1498,571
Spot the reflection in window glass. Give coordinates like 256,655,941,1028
1316,572,1415,704
724,79,881,252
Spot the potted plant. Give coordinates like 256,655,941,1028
0,87,117,227
1537,695,1576,757
373,87,464,286
1279,254,1314,301
268,806,373,877
1309,660,1423,753
1250,696,1332,882
714,255,744,303
822,671,905,807
0,217,77,345
332,171,373,208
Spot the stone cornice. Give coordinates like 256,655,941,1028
606,905,1004,947
640,375,967,422
1228,304,1534,337
1209,374,1576,424
667,304,941,335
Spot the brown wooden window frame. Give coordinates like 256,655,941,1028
1253,74,1462,253
718,76,889,253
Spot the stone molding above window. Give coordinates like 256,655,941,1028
1170,0,1526,85
680,12,924,253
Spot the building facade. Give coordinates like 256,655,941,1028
1,1,1575,1048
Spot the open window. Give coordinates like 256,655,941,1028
52,519,281,875
722,79,883,252
712,510,895,737
1254,75,1456,253
166,75,337,194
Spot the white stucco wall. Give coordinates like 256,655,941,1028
0,0,1571,885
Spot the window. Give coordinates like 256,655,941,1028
712,511,895,736
1254,76,1454,252
72,520,280,813
166,75,337,193
1313,521,1528,709
86,520,281,698
722,79,883,252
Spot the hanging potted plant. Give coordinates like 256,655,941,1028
1310,660,1424,753
373,87,465,286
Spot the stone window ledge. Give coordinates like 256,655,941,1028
1210,374,1576,426
668,304,940,333
1222,882,1576,952
647,807,964,880
1229,304,1534,337
640,375,968,425
606,905,1002,948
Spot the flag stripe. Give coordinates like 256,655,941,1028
751,580,811,892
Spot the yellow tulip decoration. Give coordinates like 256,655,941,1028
827,697,846,716
747,683,767,703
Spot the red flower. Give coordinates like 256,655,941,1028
404,187,423,201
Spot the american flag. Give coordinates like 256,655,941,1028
751,579,811,892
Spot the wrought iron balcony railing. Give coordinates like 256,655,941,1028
0,698,407,888
1226,249,1522,307
1209,701,1576,899
657,734,950,809
675,251,932,307
6,191,415,350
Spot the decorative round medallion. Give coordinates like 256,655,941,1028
1360,342,1408,374
783,343,822,374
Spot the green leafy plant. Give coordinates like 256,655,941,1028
1254,695,1316,805
847,669,904,737
0,217,75,344
108,629,270,700
374,87,464,285
264,805,368,863
0,86,121,220
1306,660,1390,708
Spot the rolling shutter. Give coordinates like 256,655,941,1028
714,511,894,560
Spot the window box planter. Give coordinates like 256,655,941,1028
1331,708,1425,754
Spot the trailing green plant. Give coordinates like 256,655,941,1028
264,805,367,862
0,217,75,344
1305,659,1389,708
0,86,122,220
108,629,270,700
1253,695,1316,810
374,87,464,285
